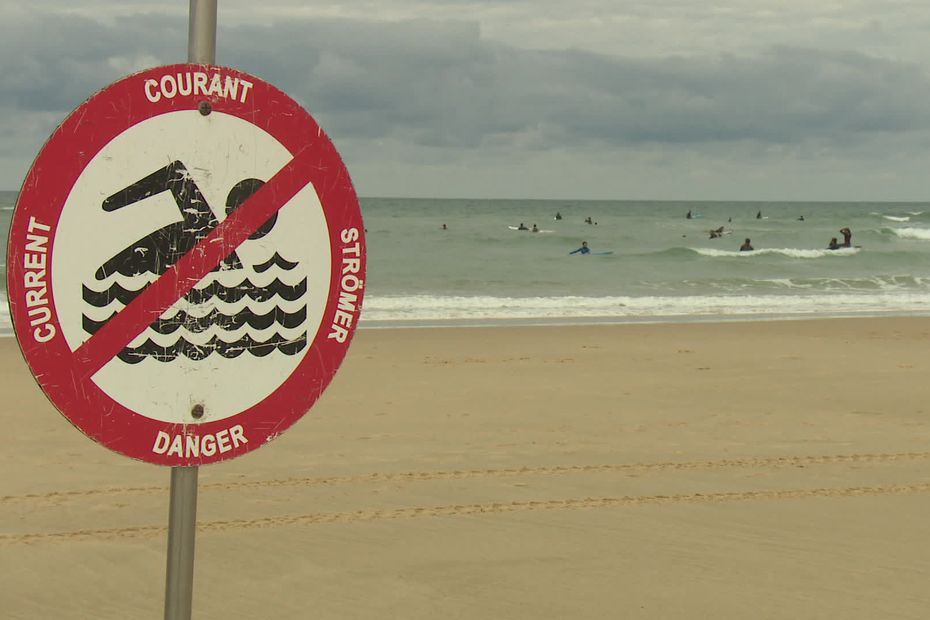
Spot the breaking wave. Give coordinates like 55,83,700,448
888,227,930,241
690,247,859,258
360,291,930,324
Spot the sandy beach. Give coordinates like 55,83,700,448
3,317,930,619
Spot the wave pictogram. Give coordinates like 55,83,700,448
83,306,307,336
82,275,308,362
115,332,307,364
254,253,299,273
82,277,308,308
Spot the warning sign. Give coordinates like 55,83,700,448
7,64,366,466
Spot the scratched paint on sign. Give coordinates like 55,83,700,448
9,63,365,465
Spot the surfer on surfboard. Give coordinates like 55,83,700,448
569,241,591,255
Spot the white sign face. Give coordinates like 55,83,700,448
52,111,332,423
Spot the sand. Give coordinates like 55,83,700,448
3,317,930,619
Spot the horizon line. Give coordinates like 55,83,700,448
1,189,927,205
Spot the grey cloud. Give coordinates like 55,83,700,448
0,11,183,111
221,19,930,152
5,11,930,159
532,47,930,146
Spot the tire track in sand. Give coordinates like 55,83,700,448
3,451,929,505
3,482,930,546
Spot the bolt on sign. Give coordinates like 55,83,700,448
7,64,366,466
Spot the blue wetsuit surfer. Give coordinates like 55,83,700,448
570,241,590,255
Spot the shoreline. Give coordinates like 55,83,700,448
358,308,930,330
5,307,930,338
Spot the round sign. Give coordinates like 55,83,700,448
7,64,366,466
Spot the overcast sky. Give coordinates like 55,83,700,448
3,1,930,200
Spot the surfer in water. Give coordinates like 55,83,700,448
517,222,529,231
827,237,841,250
756,210,762,219
686,210,693,219
555,212,563,220
739,238,754,252
569,241,591,255
840,227,852,247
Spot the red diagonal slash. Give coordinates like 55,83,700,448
73,146,315,378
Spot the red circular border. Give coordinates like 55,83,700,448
7,64,366,466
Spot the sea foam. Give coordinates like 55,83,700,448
691,247,858,258
360,291,930,325
890,227,930,241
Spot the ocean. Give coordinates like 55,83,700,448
4,191,930,334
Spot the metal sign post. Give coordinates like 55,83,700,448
165,465,199,620
164,2,215,619
188,0,217,65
